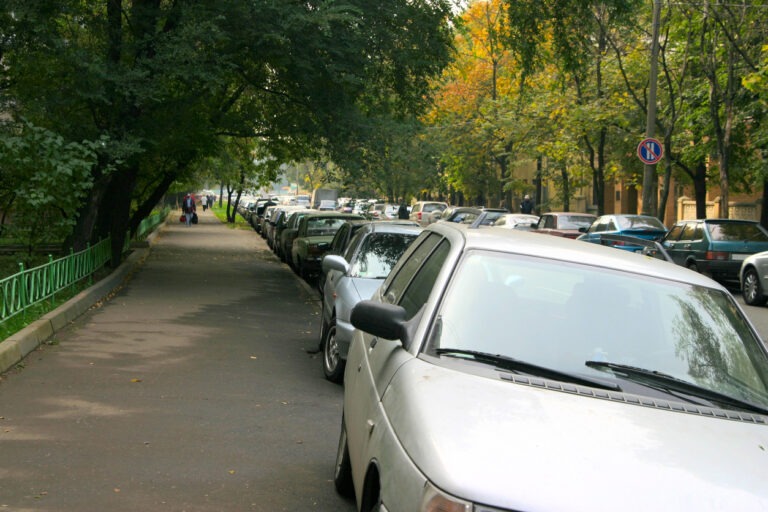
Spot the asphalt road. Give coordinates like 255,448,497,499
0,209,356,511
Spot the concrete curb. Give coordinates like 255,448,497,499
0,220,167,374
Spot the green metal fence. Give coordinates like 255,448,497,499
0,207,170,326
0,238,111,325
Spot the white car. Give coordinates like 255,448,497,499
335,221,768,511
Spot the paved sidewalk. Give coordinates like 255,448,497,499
0,208,353,511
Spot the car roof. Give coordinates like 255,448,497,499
366,221,423,235
678,218,759,224
429,222,722,289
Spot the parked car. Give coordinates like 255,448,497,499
291,212,365,280
258,205,280,238
335,221,768,511
278,209,318,265
662,218,768,286
437,206,509,225
317,219,373,292
264,205,300,249
492,213,540,230
409,200,448,226
578,214,668,251
250,199,277,232
369,203,398,220
741,251,768,306
532,212,597,238
319,222,422,382
270,206,308,256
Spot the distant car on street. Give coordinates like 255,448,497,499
532,212,597,239
578,214,668,252
291,212,365,280
437,206,508,225
409,201,448,226
663,218,768,286
492,213,540,230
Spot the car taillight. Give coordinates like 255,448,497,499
417,212,422,220
705,251,730,261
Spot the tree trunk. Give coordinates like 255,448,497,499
693,162,708,220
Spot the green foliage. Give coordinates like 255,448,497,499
0,121,101,247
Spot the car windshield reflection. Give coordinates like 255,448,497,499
426,250,768,408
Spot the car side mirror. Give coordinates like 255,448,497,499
322,254,349,274
351,300,409,345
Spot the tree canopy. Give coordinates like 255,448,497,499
0,0,455,261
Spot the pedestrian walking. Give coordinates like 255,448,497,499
182,193,196,226
201,195,208,211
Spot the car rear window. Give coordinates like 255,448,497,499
560,216,595,229
707,222,768,242
422,203,446,213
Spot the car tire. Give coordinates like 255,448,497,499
334,416,354,497
686,260,699,273
743,268,767,306
323,320,345,383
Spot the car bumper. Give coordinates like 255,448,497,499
696,259,742,282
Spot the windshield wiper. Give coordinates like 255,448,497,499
585,361,768,416
435,348,621,391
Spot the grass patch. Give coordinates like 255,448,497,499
0,269,109,342
210,204,252,229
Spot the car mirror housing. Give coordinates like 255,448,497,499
351,300,408,344
322,254,349,274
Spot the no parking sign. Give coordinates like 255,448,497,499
637,138,663,165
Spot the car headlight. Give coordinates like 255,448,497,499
420,481,472,512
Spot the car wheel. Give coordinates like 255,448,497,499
743,268,767,306
333,416,354,497
686,260,699,273
323,320,345,383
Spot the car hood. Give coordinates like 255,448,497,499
383,359,768,511
348,276,385,300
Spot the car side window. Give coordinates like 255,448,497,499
666,224,684,241
332,225,349,254
383,234,443,308
344,229,366,261
544,216,554,229
679,223,694,241
398,239,450,319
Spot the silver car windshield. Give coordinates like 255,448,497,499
428,250,768,406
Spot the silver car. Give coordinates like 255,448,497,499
335,222,768,511
320,221,422,382
741,250,768,306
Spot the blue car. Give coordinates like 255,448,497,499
661,218,768,285
577,214,668,252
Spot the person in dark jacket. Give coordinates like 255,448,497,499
182,193,196,226
520,195,534,214
397,202,409,220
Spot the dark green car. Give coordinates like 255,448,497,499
661,218,768,285
291,212,365,280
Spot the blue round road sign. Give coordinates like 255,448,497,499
637,138,663,165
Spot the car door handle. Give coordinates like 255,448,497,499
370,338,378,349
